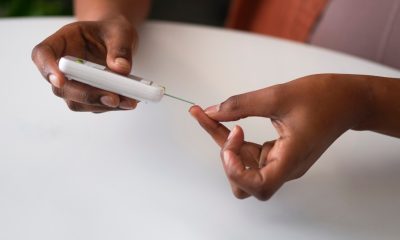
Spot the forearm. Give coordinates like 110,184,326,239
354,76,400,138
74,0,151,25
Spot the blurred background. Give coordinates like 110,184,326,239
0,0,72,16
0,0,230,27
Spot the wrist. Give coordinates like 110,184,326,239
349,75,392,132
352,76,400,137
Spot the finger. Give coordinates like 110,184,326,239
221,126,252,199
250,137,303,200
259,141,275,168
264,136,313,181
119,96,139,110
65,100,118,113
204,86,283,122
222,125,244,155
32,36,67,88
104,25,136,75
230,183,251,199
239,142,262,169
221,127,286,200
223,149,282,201
189,105,230,147
52,80,120,108
189,106,250,198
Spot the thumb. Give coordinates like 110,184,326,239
105,29,136,75
221,125,246,174
205,86,281,122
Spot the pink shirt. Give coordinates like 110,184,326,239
310,0,400,69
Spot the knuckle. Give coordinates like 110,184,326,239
116,20,135,35
31,43,50,76
31,43,43,62
225,168,241,183
266,84,283,106
60,22,77,32
221,95,241,112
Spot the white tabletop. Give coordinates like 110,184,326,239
0,18,399,240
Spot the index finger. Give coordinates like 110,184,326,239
189,105,230,147
31,35,67,88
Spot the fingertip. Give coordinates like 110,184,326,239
119,99,137,110
48,74,65,88
100,95,119,108
228,125,244,141
115,57,130,69
222,125,244,157
189,104,202,113
107,57,131,74
189,105,204,118
204,104,220,115
227,125,238,141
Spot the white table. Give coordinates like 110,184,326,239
0,18,399,240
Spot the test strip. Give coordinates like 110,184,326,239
164,93,195,105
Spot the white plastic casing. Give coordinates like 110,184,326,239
58,56,165,102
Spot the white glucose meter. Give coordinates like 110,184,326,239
58,56,166,103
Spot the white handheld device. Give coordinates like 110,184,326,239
59,56,167,103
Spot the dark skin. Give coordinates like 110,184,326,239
32,0,150,112
190,74,400,201
32,0,400,201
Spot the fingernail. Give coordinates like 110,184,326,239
49,74,61,88
188,107,195,118
204,104,220,115
227,126,238,141
119,101,137,110
114,58,130,69
100,96,118,108
188,105,195,113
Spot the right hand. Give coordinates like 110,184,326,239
32,16,139,113
190,74,373,200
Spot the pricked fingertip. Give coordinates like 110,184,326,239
189,104,203,112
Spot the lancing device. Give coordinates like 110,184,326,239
58,56,195,104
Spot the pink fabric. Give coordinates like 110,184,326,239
310,0,400,69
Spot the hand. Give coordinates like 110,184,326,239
190,74,372,200
32,16,138,113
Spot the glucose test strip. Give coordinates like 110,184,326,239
58,56,195,104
